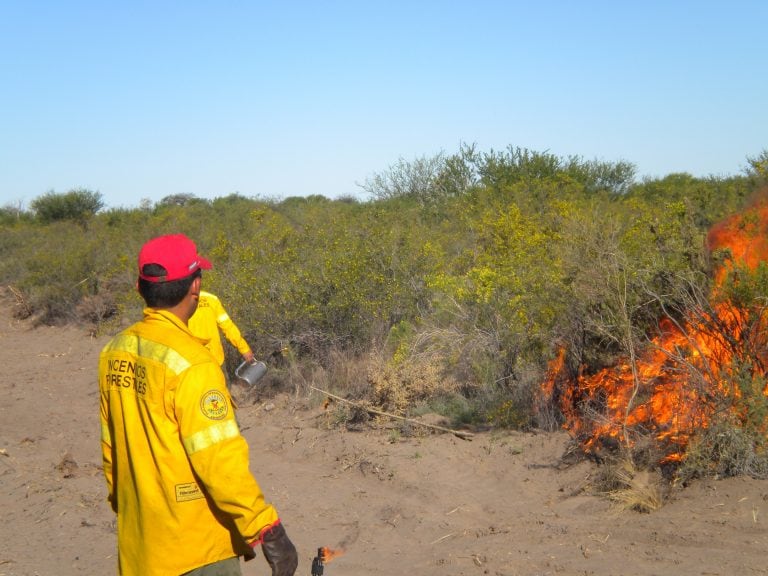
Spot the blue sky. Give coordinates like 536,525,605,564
1,1,765,209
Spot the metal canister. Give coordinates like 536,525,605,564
234,360,268,386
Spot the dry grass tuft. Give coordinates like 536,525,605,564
604,460,663,513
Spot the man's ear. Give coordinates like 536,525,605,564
191,276,202,297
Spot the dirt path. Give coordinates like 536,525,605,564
1,288,767,576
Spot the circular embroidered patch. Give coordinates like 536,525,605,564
200,390,228,420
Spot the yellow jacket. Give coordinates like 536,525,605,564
99,308,278,576
188,291,251,365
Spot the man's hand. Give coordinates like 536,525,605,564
260,521,298,576
243,350,255,363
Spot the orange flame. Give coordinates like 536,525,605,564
541,195,768,464
320,547,345,564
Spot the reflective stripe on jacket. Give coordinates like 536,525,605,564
99,308,278,576
188,291,251,365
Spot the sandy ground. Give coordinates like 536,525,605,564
1,288,768,576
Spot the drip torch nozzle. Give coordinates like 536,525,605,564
311,547,324,576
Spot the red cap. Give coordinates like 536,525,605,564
138,234,212,283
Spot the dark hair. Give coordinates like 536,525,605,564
138,265,201,308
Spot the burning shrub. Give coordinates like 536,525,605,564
541,196,768,482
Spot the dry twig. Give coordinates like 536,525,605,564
310,386,474,440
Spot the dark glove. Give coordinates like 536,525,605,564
261,521,299,576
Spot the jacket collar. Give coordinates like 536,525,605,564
142,308,208,346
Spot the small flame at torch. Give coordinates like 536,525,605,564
320,547,345,563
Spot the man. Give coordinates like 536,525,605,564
99,233,298,576
188,290,255,369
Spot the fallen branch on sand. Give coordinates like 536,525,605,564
310,386,474,441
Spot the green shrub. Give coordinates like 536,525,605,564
3,147,765,492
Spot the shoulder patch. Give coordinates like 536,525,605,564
200,389,229,420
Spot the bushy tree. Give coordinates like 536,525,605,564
156,193,204,208
628,173,751,228
476,146,636,196
30,188,104,227
361,153,446,203
745,149,768,185
0,200,32,225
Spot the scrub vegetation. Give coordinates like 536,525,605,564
3,145,767,486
